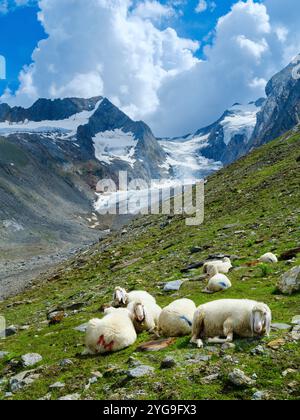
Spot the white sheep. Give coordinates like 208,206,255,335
203,265,232,294
258,252,278,264
127,300,162,334
158,298,197,337
84,308,137,355
113,287,156,307
191,299,272,348
203,257,232,275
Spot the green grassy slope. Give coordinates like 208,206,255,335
0,129,299,400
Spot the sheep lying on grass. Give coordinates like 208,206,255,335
158,299,196,337
127,300,162,334
191,299,272,348
203,257,232,275
258,252,278,264
113,287,156,307
84,308,137,355
203,266,232,294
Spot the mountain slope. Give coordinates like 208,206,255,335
250,58,300,149
1,128,299,400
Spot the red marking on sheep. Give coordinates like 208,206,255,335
97,335,114,352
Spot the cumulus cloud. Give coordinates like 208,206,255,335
132,0,175,21
5,0,199,120
195,0,216,14
0,0,36,13
3,0,300,137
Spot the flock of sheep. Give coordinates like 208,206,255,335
84,253,277,355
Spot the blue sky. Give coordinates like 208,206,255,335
0,0,246,96
0,0,299,136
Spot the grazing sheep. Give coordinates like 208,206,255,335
258,252,278,264
84,308,137,355
127,300,162,334
158,299,197,337
203,257,232,275
203,266,232,294
191,299,272,348
113,287,156,307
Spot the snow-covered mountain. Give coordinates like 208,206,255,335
0,96,171,180
159,99,264,178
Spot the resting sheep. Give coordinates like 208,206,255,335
203,265,232,294
127,300,162,334
203,257,232,275
191,299,272,348
84,308,137,355
158,298,196,337
258,252,278,264
113,287,156,307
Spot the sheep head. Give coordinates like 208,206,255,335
132,302,146,323
113,287,128,306
250,303,272,337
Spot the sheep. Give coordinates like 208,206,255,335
258,252,278,264
203,265,232,294
158,298,197,337
113,287,156,307
190,299,272,348
84,308,137,355
127,300,162,334
203,257,232,275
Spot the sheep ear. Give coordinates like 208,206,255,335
121,291,127,305
250,312,255,335
265,312,271,337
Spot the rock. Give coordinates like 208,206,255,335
10,370,40,393
252,391,265,401
287,381,299,391
228,369,255,387
49,382,65,389
160,357,176,369
21,353,43,367
221,343,236,351
48,311,65,325
127,356,142,367
291,315,300,325
277,266,300,295
271,323,291,331
164,280,184,292
59,359,74,367
282,368,297,377
291,328,300,341
39,393,52,401
74,323,88,333
0,351,9,359
201,374,219,384
127,365,154,378
267,339,286,350
5,326,18,337
251,345,266,356
58,393,81,401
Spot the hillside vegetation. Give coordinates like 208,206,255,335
0,129,299,400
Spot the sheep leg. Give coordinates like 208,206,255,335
190,336,204,348
207,319,234,344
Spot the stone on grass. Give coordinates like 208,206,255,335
49,382,65,389
291,315,300,325
127,365,154,378
58,393,81,401
252,391,265,401
5,326,18,337
267,339,285,350
164,280,184,292
0,351,9,359
228,369,255,387
160,357,176,369
21,353,43,367
10,370,40,393
251,345,266,356
271,323,291,331
74,323,88,333
277,266,300,295
201,374,219,384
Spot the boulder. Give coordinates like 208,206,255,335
277,266,300,295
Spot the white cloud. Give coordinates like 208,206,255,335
195,0,216,14
132,0,175,21
0,0,8,14
3,0,300,138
